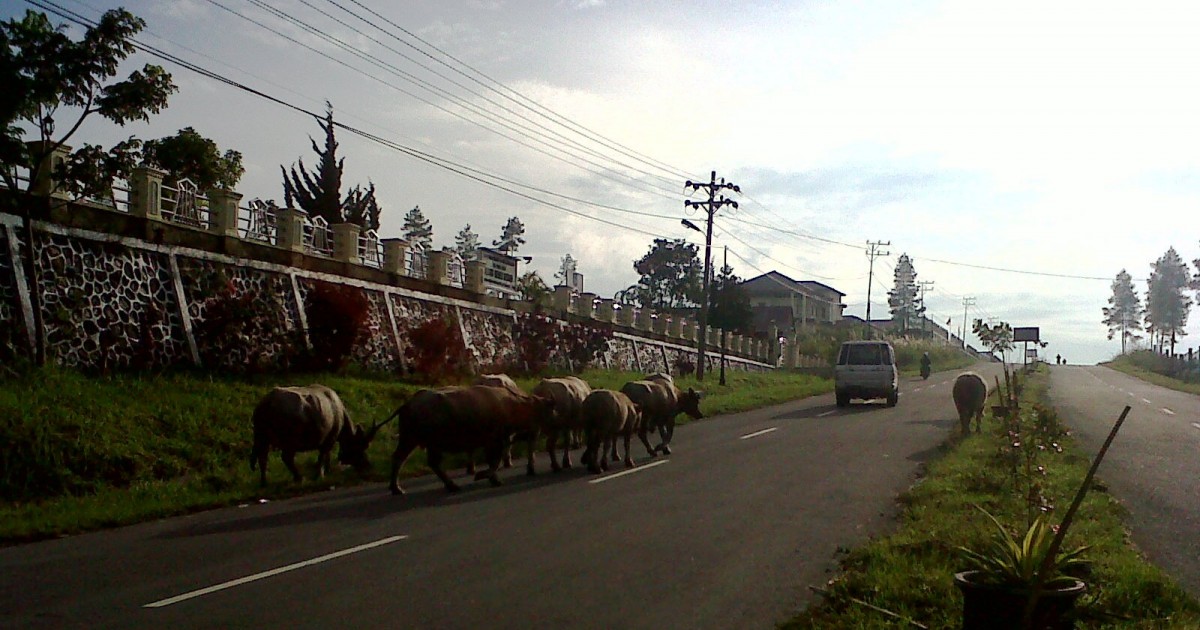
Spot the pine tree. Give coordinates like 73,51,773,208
494,216,526,255
343,182,381,232
403,205,433,252
1102,269,1143,354
454,224,481,261
556,253,577,287
282,102,343,226
1144,247,1192,355
887,254,922,333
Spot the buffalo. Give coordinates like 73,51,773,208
469,373,527,471
952,372,988,436
387,385,555,494
532,376,592,471
249,384,384,486
580,389,642,473
620,373,702,456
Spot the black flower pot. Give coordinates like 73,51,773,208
955,571,1086,630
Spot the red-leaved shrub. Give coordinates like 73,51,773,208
403,315,472,384
300,281,370,372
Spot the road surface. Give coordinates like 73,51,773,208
1049,364,1200,598
2,366,1000,629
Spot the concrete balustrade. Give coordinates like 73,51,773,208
577,292,597,317
553,285,572,312
635,308,653,331
615,304,633,326
275,207,308,252
130,165,166,221
595,299,616,322
427,249,450,285
206,189,242,238
332,223,362,264
382,238,408,274
669,317,683,338
465,260,486,294
25,141,72,199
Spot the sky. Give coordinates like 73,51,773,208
9,0,1200,365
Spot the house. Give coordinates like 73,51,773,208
739,271,846,337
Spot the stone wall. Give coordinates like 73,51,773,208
0,203,773,375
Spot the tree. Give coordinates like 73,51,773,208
1,8,176,365
494,216,525,255
1144,247,1192,355
1102,269,1143,354
555,253,577,287
454,224,480,261
621,238,702,311
141,127,243,191
282,102,342,226
709,263,753,384
516,270,551,307
402,205,433,252
342,182,380,232
973,319,1014,363
887,253,923,333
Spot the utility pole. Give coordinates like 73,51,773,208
918,280,934,334
961,296,976,348
685,170,739,382
719,245,728,386
865,240,890,338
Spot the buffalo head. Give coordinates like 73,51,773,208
679,387,704,420
338,419,387,471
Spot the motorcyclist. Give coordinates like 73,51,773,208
920,352,932,379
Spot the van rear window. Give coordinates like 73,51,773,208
840,344,890,365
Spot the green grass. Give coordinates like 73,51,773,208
1104,353,1200,396
0,366,830,544
781,365,1200,628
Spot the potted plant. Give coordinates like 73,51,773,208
955,508,1089,629
955,405,1132,629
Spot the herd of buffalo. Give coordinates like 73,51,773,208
249,373,704,495
249,369,990,494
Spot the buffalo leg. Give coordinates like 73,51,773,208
547,430,562,472
282,450,302,482
638,422,658,457
561,429,574,469
525,431,538,476
655,418,675,455
428,449,460,493
585,428,603,474
255,449,270,487
482,443,504,487
388,438,419,495
623,431,635,468
466,454,476,476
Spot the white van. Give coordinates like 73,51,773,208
834,340,899,407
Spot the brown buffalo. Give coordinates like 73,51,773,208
620,373,702,455
387,385,555,494
953,372,988,436
249,385,384,486
532,376,592,471
469,373,526,471
580,389,642,473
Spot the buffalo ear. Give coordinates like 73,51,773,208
689,387,705,399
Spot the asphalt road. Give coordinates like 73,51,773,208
1,365,1000,630
1048,364,1200,599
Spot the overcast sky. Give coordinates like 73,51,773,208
11,0,1200,364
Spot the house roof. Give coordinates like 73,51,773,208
739,271,846,299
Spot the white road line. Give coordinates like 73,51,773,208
588,459,668,484
1161,408,1176,416
1141,398,1152,405
817,410,836,418
912,388,924,393
739,427,778,440
144,535,407,608
1128,392,1136,397
1193,423,1200,430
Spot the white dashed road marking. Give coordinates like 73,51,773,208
1193,423,1200,430
1141,398,1153,405
740,427,778,440
144,535,408,608
817,410,836,418
1161,408,1176,416
588,459,668,484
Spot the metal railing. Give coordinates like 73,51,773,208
239,198,278,244
358,229,383,268
160,178,210,229
303,215,333,257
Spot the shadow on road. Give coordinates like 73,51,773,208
770,402,892,420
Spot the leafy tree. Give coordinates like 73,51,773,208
402,205,433,252
973,319,1014,363
343,182,380,232
622,238,702,311
1144,247,1192,355
516,270,551,307
494,216,525,255
1,8,176,365
280,103,382,231
887,253,923,333
141,126,243,191
1102,269,1143,354
453,224,480,261
555,253,577,287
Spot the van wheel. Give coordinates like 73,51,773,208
836,391,850,408
886,391,898,407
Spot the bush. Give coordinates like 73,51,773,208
403,315,472,384
299,281,370,372
511,309,559,375
192,277,298,374
560,320,613,372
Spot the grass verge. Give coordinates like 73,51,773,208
0,367,829,544
1103,354,1200,396
781,365,1200,629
